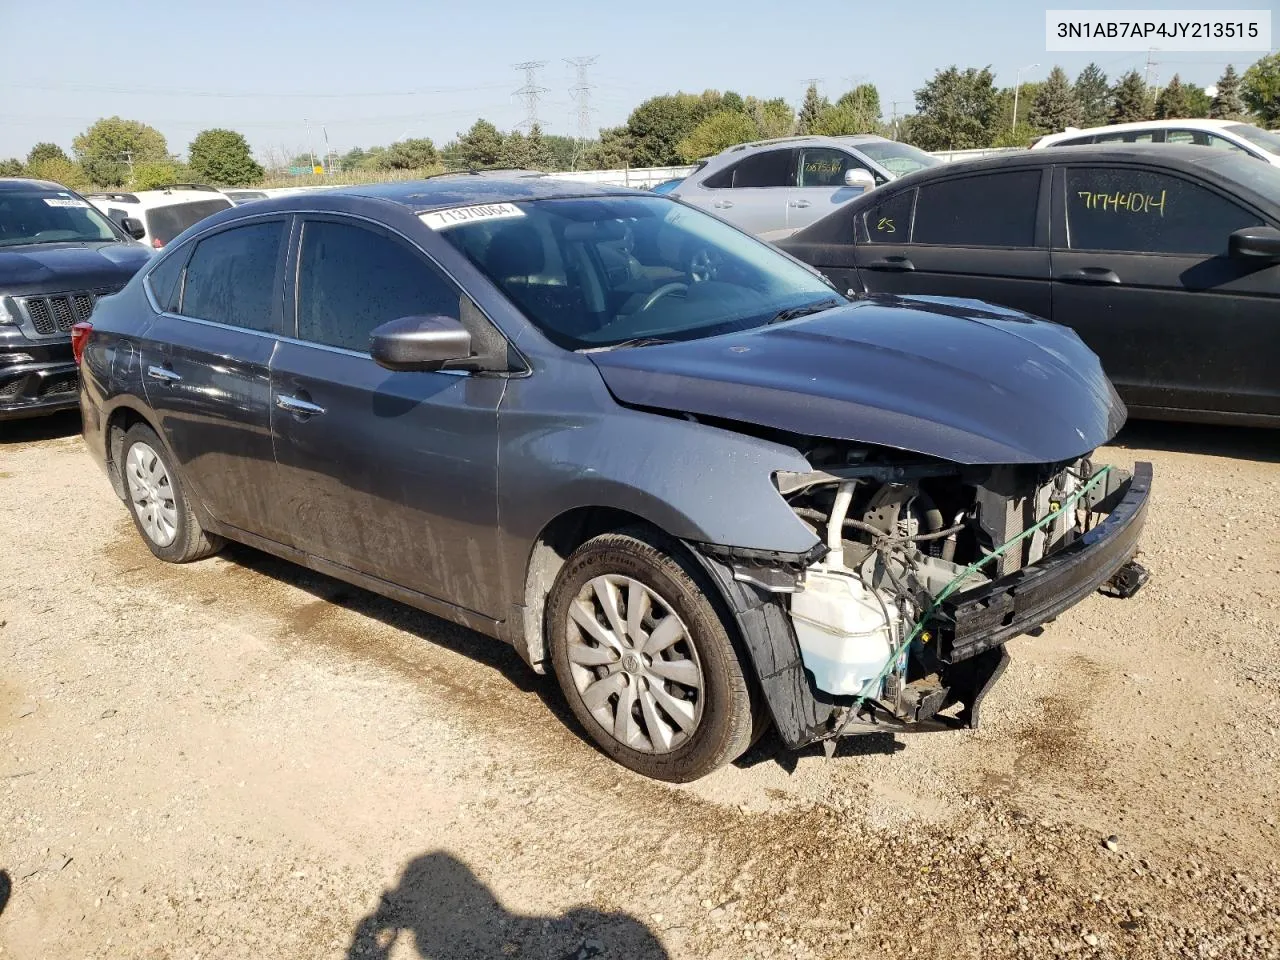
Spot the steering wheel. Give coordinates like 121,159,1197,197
688,248,719,283
637,282,688,313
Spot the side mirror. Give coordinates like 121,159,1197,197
121,217,146,240
843,168,877,191
370,315,472,372
1228,225,1280,260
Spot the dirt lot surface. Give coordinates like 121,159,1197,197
1,413,1278,959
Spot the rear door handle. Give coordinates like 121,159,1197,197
276,394,326,416
789,199,811,208
1057,267,1121,284
146,364,182,383
863,256,915,272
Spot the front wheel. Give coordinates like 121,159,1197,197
546,530,755,782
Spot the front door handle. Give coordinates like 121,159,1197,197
146,364,182,383
276,394,326,417
712,199,734,209
863,256,915,272
1057,267,1121,284
789,199,811,208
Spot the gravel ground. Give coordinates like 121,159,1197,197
1,412,1277,959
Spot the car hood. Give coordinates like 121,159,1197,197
587,295,1126,465
0,242,152,297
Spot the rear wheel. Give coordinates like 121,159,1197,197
120,424,223,564
546,529,754,782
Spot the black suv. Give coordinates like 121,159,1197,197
1,178,153,421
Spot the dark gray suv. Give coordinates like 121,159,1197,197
78,177,1150,781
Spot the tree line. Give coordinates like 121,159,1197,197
3,53,1278,189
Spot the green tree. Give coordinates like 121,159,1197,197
1243,53,1280,127
1211,64,1248,120
1028,67,1081,133
339,147,367,170
909,66,1000,150
132,161,184,190
1185,86,1212,118
27,156,90,190
542,133,578,170
525,124,553,170
383,138,439,170
586,126,633,169
795,83,829,135
187,128,263,186
0,158,24,177
72,117,168,187
746,97,795,139
1110,70,1153,123
812,103,880,136
500,130,530,168
677,110,759,162
1154,75,1193,120
625,94,710,166
457,119,504,169
995,80,1042,136
1073,63,1110,127
721,91,745,113
27,142,69,167
838,84,881,120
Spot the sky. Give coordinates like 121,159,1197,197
1,0,1276,163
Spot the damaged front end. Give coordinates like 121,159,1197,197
694,445,1151,752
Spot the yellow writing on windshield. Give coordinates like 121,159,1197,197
1076,189,1166,216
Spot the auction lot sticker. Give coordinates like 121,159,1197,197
1047,9,1271,50
420,203,526,230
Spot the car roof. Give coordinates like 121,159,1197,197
294,174,645,212
1037,118,1244,143
85,186,230,208
0,177,77,192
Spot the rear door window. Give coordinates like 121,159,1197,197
145,248,188,312
178,220,284,333
146,198,233,247
912,171,1042,247
295,219,461,352
729,149,795,188
861,189,915,242
1064,166,1262,255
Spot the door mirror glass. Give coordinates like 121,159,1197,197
1228,225,1280,259
121,217,146,240
843,168,877,190
371,315,472,371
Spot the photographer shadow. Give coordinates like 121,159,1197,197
346,852,669,960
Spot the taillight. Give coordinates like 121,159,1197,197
71,322,92,366
152,237,163,249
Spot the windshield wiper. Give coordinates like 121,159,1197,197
580,337,677,352
767,298,843,325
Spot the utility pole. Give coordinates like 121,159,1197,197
304,117,317,172
889,101,909,140
565,56,597,170
322,125,332,176
1013,63,1040,134
121,150,134,184
512,61,548,130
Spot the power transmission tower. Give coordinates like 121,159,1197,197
513,61,548,130
1144,48,1160,89
565,56,598,170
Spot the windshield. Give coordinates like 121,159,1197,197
847,140,942,177
1202,153,1280,204
1224,123,1280,157
0,189,120,248
434,195,840,350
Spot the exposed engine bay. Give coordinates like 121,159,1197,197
756,442,1147,737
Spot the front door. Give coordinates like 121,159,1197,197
269,215,506,617
686,148,795,236
786,146,874,230
1050,163,1280,419
854,168,1053,320
139,217,292,541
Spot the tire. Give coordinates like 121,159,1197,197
546,528,755,782
119,423,223,564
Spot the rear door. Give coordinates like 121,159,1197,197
140,216,292,542
1051,162,1279,419
853,168,1053,319
685,149,795,235
269,215,506,616
786,146,876,229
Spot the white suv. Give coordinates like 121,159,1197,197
1032,119,1280,166
86,183,233,250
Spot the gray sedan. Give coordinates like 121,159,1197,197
77,177,1149,781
